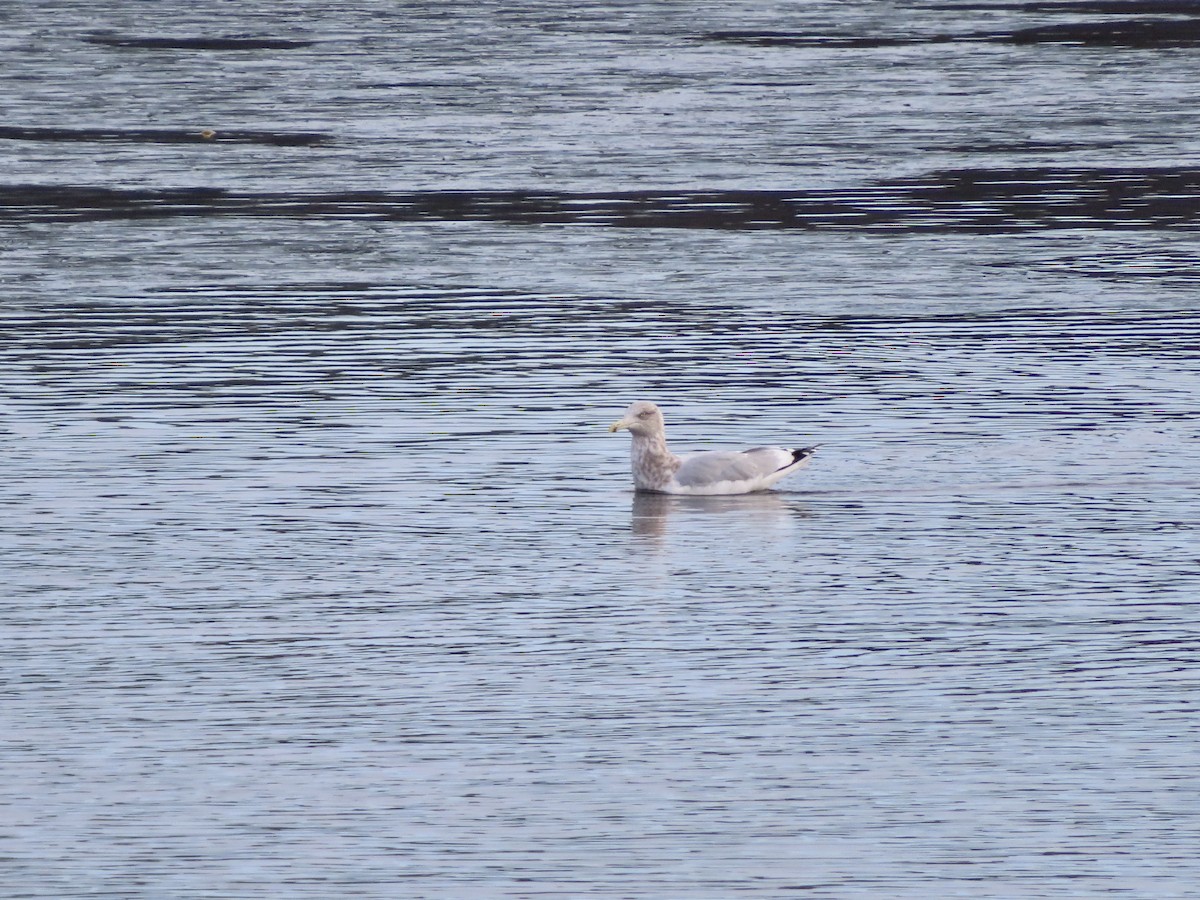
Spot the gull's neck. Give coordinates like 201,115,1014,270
630,429,681,492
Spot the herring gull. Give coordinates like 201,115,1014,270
609,401,816,495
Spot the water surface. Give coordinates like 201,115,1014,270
4,2,1200,897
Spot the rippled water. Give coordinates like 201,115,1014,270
4,2,1200,897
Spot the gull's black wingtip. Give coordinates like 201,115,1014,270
791,445,819,464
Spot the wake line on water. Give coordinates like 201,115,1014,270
792,477,1200,499
4,167,1200,231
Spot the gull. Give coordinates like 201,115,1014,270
609,401,817,495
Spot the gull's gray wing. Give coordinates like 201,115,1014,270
673,447,794,488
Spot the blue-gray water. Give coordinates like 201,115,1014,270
4,2,1200,897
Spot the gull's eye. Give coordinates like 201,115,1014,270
638,410,651,418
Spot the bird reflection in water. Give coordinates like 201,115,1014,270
630,491,812,540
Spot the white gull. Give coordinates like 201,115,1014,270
609,401,816,495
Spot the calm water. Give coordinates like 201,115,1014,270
4,2,1200,897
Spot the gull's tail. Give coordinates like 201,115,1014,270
790,445,820,464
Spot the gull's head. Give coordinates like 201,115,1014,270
609,401,665,437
